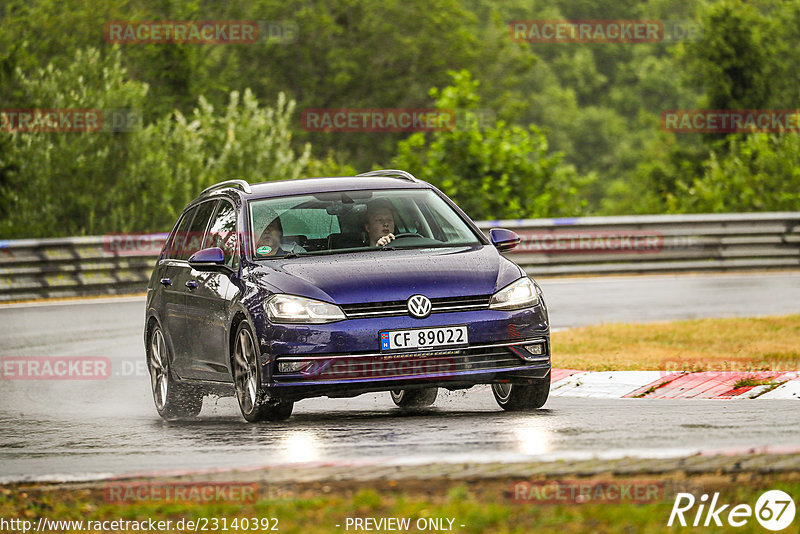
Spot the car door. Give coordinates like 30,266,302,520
183,199,241,381
170,199,218,379
158,206,197,366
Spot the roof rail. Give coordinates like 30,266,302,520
356,169,418,182
200,179,252,196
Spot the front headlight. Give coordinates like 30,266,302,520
489,277,539,310
265,294,346,324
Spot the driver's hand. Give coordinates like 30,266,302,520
377,233,395,247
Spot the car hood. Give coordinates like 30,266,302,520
247,245,523,304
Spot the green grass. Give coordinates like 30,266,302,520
731,376,781,389
552,314,800,371
3,476,800,533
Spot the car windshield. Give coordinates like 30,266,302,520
248,189,482,258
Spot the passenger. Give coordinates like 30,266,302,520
256,216,304,256
364,200,397,247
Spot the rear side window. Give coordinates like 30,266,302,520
182,201,217,260
203,200,239,268
166,207,197,260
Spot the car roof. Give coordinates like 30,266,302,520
245,176,430,199
196,176,432,205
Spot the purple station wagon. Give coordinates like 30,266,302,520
144,170,550,422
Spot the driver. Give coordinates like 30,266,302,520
364,200,396,247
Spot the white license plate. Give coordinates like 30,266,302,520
380,325,468,351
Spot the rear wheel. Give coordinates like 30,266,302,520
492,376,550,411
148,325,203,420
232,322,293,422
390,388,438,408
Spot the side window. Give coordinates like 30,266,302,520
166,207,197,260
181,201,217,260
203,201,239,268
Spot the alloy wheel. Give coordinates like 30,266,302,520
234,327,259,415
148,327,169,411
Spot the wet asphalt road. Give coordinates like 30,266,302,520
1,272,799,482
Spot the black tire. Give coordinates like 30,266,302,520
492,376,550,411
232,321,293,422
147,325,203,420
390,388,438,408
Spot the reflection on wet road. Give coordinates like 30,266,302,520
3,382,799,482
1,272,799,482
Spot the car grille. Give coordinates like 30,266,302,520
340,295,491,319
278,344,542,382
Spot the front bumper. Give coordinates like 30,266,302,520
255,306,550,401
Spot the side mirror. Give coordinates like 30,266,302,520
188,247,228,271
489,228,521,252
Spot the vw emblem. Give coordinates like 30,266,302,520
407,295,432,318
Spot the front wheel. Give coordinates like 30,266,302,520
148,325,203,420
492,376,550,411
390,388,438,408
232,322,293,422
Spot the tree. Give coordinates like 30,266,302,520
680,0,775,112
670,133,800,213
392,71,590,221
127,89,311,231
0,47,149,237
0,47,312,237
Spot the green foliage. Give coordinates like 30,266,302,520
0,48,311,237
118,89,311,233
669,133,800,213
603,0,800,216
392,71,591,221
1,0,799,238
0,48,149,237
0,0,540,170
679,0,775,111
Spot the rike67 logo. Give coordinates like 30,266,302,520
668,490,796,531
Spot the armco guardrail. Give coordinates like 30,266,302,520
0,234,168,302
476,212,800,276
1,213,799,301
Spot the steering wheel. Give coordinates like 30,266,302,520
392,232,424,239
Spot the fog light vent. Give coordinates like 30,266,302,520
525,343,545,356
513,341,549,362
278,361,309,373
